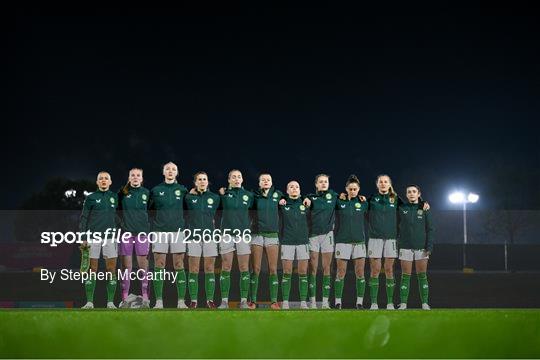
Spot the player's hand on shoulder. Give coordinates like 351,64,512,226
359,195,367,202
303,198,311,207
219,187,226,195
279,199,286,206
423,201,430,211
339,193,347,200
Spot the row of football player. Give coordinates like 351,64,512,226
79,162,433,310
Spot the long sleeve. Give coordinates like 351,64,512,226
79,197,92,233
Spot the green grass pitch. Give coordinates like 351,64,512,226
1,309,539,358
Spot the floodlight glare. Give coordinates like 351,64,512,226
468,193,479,203
449,192,465,204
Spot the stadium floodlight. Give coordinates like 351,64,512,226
449,192,465,204
468,193,479,203
448,190,480,270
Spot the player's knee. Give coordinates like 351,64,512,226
337,268,346,279
252,264,261,275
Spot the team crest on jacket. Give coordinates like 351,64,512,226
110,197,115,203
300,205,306,211
273,192,279,198
325,193,332,200
175,190,181,196
389,197,395,204
142,194,147,200
207,198,214,205
242,195,249,201
355,203,361,209
417,209,423,215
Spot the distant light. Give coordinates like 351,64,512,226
468,193,479,203
64,189,77,198
449,192,465,204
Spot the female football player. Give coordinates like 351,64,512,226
250,173,283,309
79,171,118,309
397,184,434,310
279,181,310,309
307,174,338,309
185,172,220,308
149,162,188,309
217,169,254,309
118,168,151,309
333,175,368,309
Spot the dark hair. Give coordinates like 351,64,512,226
346,174,360,187
406,184,421,193
258,172,272,181
406,184,424,203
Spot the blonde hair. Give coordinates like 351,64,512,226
376,174,397,200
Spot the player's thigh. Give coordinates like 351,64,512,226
170,230,187,254
335,243,353,260
281,245,296,261
320,231,334,253
383,239,398,258
368,238,383,259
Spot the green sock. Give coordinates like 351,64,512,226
386,277,395,304
299,275,308,301
106,273,117,303
400,273,411,304
334,276,344,301
205,272,215,302
356,277,366,299
240,271,250,299
322,275,331,299
153,267,164,300
417,272,429,304
176,269,186,300
369,277,379,304
250,272,259,302
84,277,96,303
269,274,279,303
308,274,316,298
220,271,231,300
282,273,292,301
188,272,198,303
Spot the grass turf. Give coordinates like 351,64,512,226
1,309,539,358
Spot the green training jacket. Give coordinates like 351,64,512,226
279,196,310,245
79,189,118,234
149,182,188,232
334,196,368,244
118,186,150,234
398,201,434,252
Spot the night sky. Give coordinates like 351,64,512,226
3,6,539,209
